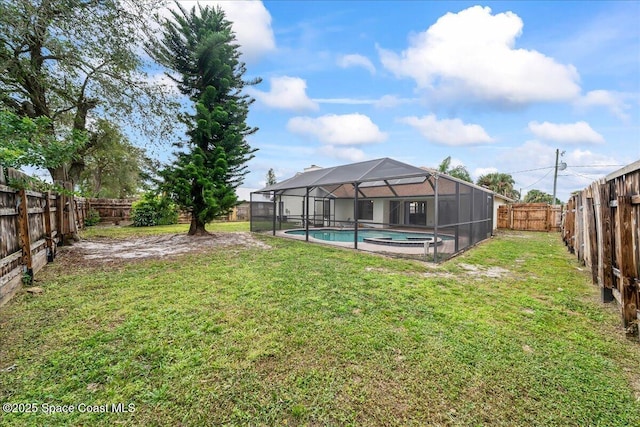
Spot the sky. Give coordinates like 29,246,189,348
155,0,640,202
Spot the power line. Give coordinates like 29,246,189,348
567,164,623,168
517,168,554,190
506,166,554,174
562,170,602,181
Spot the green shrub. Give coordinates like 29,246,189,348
84,208,100,226
131,193,179,227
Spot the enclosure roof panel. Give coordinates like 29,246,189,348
256,158,431,192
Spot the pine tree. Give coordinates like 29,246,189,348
151,4,259,235
266,168,277,186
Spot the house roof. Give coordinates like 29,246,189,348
492,193,516,203
256,158,432,192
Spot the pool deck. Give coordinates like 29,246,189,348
275,228,456,259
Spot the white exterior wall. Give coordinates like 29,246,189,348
334,199,354,223
280,195,304,218
492,196,509,231
371,199,388,228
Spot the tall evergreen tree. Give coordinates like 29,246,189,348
151,4,259,235
266,168,277,186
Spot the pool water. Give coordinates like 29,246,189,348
285,229,437,243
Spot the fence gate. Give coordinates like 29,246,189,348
497,203,561,232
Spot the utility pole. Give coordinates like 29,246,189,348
552,149,566,206
552,149,559,206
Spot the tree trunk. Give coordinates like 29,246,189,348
49,166,68,183
188,213,208,236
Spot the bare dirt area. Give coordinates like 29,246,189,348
57,233,270,267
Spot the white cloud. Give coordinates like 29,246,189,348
373,95,420,108
496,141,622,202
337,54,376,74
399,114,495,146
164,1,276,63
565,149,621,172
378,5,580,106
313,98,375,105
528,121,605,144
287,113,388,145
318,145,367,162
574,90,632,121
473,167,499,180
311,95,419,107
250,76,318,111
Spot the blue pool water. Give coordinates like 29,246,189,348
285,229,437,243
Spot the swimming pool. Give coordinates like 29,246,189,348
284,229,444,246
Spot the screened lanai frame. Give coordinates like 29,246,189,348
250,158,495,262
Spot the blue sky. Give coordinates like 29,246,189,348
159,1,639,202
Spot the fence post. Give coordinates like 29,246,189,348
508,204,514,230
17,189,33,285
56,185,66,244
43,191,55,262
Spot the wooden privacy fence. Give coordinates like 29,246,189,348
562,161,640,338
87,199,237,224
0,167,86,307
497,203,562,231
88,198,137,224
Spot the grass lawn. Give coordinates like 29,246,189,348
1,227,639,426
79,221,250,239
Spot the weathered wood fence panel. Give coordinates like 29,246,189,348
562,160,640,338
497,203,562,231
0,167,84,307
86,198,236,224
88,198,137,224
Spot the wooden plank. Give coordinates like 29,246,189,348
0,251,22,269
17,189,32,277
24,189,44,198
605,159,640,181
43,191,54,262
0,264,21,288
613,288,622,305
31,250,47,276
27,207,45,214
586,197,599,285
0,208,17,216
631,194,640,204
0,184,17,194
600,182,614,291
615,195,638,331
0,267,22,308
57,192,65,242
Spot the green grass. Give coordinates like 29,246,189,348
80,221,250,239
1,230,639,426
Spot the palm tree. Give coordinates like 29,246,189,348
437,156,472,182
523,189,560,204
476,172,519,200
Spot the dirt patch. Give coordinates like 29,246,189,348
63,232,270,266
458,263,509,279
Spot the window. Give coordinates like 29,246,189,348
389,201,400,224
405,201,427,225
357,200,374,220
